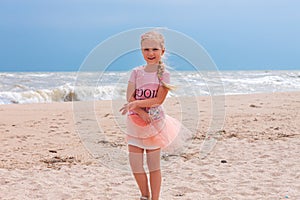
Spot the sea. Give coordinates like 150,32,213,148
0,70,299,105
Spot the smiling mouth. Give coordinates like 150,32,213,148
148,57,155,60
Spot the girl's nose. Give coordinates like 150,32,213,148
148,50,154,54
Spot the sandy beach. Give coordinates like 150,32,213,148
0,92,299,199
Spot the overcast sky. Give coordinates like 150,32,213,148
0,0,299,71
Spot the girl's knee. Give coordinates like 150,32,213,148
129,151,145,173
146,149,161,172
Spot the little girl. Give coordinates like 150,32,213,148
120,31,183,200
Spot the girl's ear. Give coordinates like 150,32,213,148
161,48,165,56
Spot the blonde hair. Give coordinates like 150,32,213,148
141,31,175,90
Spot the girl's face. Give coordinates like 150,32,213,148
141,39,165,65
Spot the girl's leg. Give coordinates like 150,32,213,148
128,145,150,198
146,148,161,200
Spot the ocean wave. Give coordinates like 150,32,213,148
0,84,128,104
0,84,77,104
0,70,299,104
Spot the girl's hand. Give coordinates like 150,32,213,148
119,101,138,115
138,111,152,124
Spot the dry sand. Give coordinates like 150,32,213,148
0,92,299,199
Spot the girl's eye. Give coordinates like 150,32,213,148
143,48,160,52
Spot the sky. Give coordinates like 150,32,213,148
0,0,299,72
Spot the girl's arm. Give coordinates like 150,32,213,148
134,85,168,107
125,82,149,116
120,85,168,115
126,82,136,102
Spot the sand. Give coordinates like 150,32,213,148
0,92,299,199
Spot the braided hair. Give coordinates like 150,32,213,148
157,60,175,90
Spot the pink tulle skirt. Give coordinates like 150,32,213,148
126,113,182,150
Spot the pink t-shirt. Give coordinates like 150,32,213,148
128,66,170,100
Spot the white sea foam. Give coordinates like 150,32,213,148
0,70,299,104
